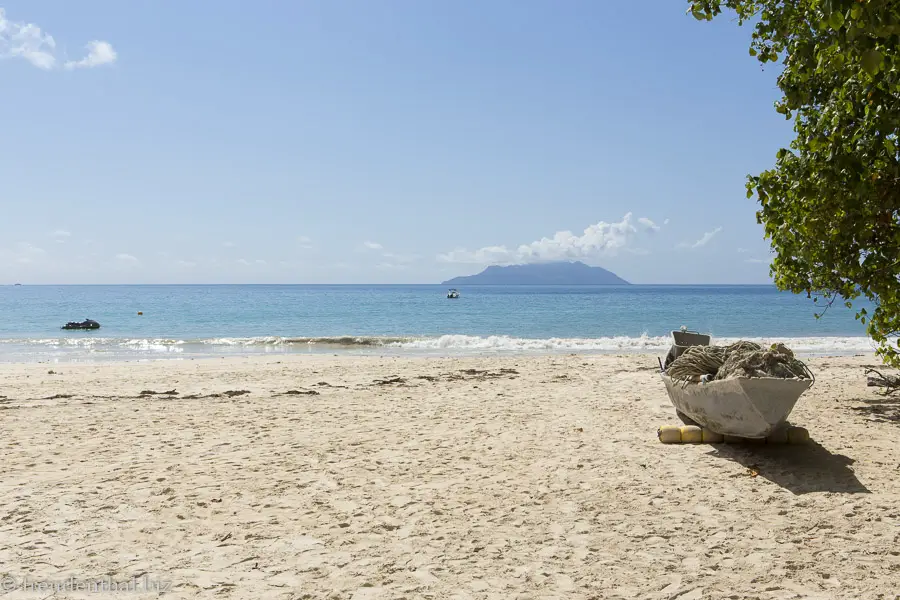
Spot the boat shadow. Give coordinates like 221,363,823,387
704,435,870,495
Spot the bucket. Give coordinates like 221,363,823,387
665,329,711,366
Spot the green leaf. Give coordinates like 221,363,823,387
861,49,882,75
828,10,845,30
691,0,900,368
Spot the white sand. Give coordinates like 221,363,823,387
0,354,898,599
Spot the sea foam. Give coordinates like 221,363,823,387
0,334,879,358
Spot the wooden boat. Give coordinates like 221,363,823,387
659,328,813,438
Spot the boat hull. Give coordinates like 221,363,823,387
660,374,812,438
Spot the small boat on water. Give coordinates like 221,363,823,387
658,328,813,438
62,319,101,330
447,289,460,299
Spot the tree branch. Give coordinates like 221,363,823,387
865,368,900,394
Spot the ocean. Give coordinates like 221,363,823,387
0,284,877,362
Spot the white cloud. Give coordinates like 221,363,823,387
737,247,749,253
438,213,658,265
51,229,71,242
638,217,660,232
64,40,116,70
235,258,268,267
663,218,670,226
4,242,47,264
115,253,138,263
0,9,116,71
744,258,767,264
223,241,236,248
297,236,313,249
20,242,46,254
176,260,196,268
677,227,723,249
361,239,417,265
0,8,56,69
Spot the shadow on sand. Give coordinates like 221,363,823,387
705,435,870,495
847,393,900,424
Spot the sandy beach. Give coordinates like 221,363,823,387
1,353,898,599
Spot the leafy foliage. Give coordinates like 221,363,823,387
689,0,900,366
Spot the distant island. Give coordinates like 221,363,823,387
441,261,629,285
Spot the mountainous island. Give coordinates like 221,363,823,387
441,261,629,285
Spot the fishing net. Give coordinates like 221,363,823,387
666,341,814,383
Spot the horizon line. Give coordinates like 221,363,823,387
3,282,779,287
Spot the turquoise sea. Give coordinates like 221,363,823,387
0,284,877,362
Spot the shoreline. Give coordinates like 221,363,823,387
0,347,880,366
0,333,881,365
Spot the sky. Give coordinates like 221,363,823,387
0,1,793,285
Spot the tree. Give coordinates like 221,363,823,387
688,0,900,367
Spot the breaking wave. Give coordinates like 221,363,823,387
0,334,880,357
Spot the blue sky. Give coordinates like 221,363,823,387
1,1,791,284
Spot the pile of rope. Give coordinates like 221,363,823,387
666,341,814,383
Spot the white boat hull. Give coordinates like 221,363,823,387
660,374,812,438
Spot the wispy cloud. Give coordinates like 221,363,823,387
360,240,416,269
438,213,660,265
0,8,116,70
113,253,139,270
64,40,116,70
297,236,313,249
638,217,660,232
737,247,749,253
677,227,723,249
744,258,767,264
51,230,71,243
235,258,268,267
222,241,236,248
4,242,47,264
